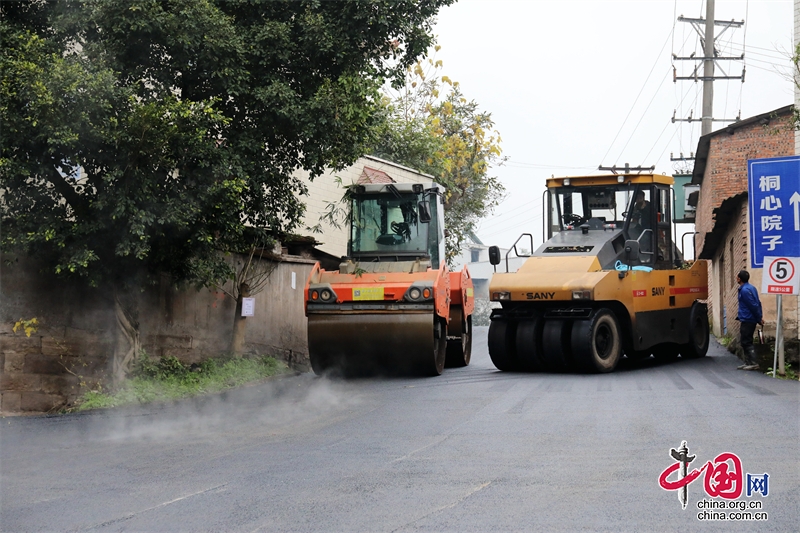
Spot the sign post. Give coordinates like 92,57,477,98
747,156,800,377
761,256,799,296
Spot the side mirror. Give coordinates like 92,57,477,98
488,245,501,266
624,240,640,262
418,201,432,223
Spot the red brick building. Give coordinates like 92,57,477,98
691,105,798,345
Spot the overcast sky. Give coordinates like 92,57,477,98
432,0,794,253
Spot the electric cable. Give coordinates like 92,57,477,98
504,160,595,170
642,87,700,165
614,65,672,163
599,28,674,167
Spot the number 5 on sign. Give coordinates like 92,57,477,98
761,256,800,295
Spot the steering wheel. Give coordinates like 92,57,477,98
391,221,410,241
563,213,583,225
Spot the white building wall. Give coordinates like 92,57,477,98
452,244,490,270
296,155,433,258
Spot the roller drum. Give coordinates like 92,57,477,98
308,312,444,376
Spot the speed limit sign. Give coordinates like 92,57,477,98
761,256,800,295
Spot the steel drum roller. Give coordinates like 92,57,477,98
308,312,443,375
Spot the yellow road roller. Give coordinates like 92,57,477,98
487,173,709,373
305,182,474,376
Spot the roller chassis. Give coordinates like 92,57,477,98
306,263,474,376
489,297,709,374
304,182,474,377
487,173,711,374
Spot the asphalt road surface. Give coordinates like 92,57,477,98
2,328,798,532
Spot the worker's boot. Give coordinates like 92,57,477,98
743,346,759,370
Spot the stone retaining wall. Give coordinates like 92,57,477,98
1,253,315,415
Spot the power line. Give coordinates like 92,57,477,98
614,65,673,163
655,78,701,163
599,28,675,166
478,193,544,227
655,124,684,167
479,216,542,240
728,46,787,62
479,201,542,230
504,159,595,170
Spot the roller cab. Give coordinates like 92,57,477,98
305,182,474,376
488,174,709,373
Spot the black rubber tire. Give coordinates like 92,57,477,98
571,309,622,373
540,319,572,371
488,318,518,371
445,311,472,367
652,343,680,361
681,302,710,359
515,315,545,372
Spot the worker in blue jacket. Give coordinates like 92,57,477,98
736,270,764,370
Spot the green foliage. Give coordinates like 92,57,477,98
717,334,734,347
765,365,798,380
367,49,506,264
73,352,290,411
12,317,39,337
1,0,454,290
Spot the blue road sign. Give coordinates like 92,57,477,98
747,156,800,269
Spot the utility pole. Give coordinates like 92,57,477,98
670,0,744,232
672,0,745,137
701,0,716,136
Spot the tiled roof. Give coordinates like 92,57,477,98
357,166,395,184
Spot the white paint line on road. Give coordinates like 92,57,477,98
390,481,493,532
389,434,450,463
83,483,228,531
438,481,493,511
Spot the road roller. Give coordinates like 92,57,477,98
487,173,710,373
305,182,474,376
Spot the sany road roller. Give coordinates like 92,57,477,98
487,173,710,373
305,182,474,376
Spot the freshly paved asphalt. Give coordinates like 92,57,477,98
1,328,798,532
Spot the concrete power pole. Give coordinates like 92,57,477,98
701,0,716,136
670,0,745,245
672,0,744,137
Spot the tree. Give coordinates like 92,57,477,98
367,50,506,264
0,0,454,381
214,234,280,355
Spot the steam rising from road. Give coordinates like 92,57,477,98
83,374,364,444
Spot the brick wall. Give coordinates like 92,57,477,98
694,113,795,256
711,202,749,339
694,111,798,343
